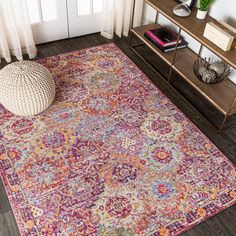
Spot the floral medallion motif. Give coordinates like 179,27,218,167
8,147,22,161
112,106,146,129
56,81,89,103
81,94,116,115
152,180,175,199
1,118,45,142
116,83,149,114
112,163,137,183
86,73,121,94
141,112,183,141
42,131,66,149
19,155,69,195
134,217,149,234
152,147,173,163
34,129,76,158
53,109,75,123
140,141,181,172
151,119,172,134
94,187,146,232
105,196,132,218
97,59,115,68
100,153,146,188
12,119,34,135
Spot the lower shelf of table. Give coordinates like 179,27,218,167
131,24,236,116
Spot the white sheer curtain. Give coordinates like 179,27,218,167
101,0,143,39
0,0,37,63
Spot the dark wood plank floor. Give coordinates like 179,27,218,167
0,33,235,236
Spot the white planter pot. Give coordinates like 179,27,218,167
196,9,208,19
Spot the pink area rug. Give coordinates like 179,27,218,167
0,43,235,236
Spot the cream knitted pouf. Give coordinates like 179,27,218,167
0,60,55,116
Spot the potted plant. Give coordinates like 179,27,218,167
196,0,215,19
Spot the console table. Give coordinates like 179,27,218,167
130,0,236,131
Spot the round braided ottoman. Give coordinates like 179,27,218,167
0,61,55,116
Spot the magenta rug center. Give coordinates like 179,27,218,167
0,44,235,236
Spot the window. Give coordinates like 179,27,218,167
26,0,57,24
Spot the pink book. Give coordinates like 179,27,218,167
145,28,181,47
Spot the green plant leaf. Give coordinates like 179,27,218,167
199,0,215,11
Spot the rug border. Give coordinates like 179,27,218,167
0,172,24,236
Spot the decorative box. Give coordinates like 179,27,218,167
203,21,236,51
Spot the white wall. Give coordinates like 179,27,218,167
142,0,236,83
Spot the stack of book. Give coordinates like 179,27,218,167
144,26,188,52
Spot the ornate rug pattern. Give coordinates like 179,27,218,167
0,43,235,236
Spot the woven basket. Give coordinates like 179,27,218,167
0,61,55,116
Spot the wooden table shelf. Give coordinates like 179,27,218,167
172,48,236,116
130,0,236,131
145,0,236,68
